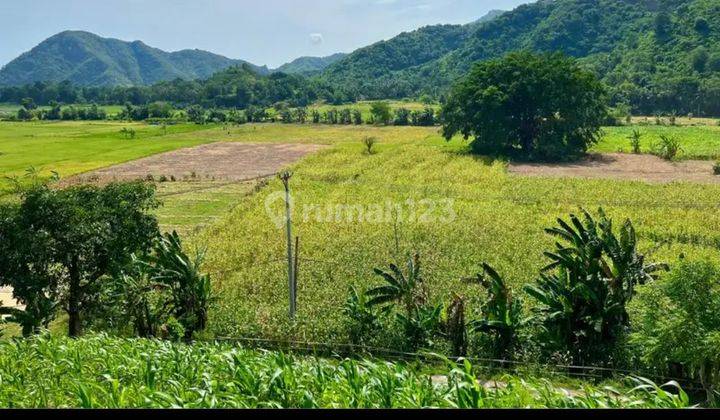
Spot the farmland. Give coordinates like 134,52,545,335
0,334,692,408
2,120,720,407
4,120,719,338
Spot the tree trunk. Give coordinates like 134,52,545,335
67,259,82,337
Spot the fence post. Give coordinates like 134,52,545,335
279,171,296,320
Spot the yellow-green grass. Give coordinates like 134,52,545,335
155,181,259,236
182,124,720,343
594,125,720,160
0,121,217,195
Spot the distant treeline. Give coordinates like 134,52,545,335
0,64,351,109
6,98,439,127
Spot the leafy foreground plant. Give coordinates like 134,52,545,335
631,260,720,405
525,208,668,364
0,334,692,408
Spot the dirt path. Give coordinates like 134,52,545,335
68,142,326,184
509,153,720,184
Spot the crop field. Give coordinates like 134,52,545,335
0,334,690,408
3,121,720,343
0,121,214,195
164,124,720,344
597,125,720,160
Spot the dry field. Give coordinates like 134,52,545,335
509,153,720,184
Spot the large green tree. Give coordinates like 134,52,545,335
441,51,608,161
0,182,159,337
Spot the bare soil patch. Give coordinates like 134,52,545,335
69,142,326,184
509,153,720,184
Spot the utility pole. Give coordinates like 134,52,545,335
278,171,296,320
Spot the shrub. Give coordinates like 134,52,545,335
362,136,377,155
652,135,682,160
342,285,384,346
630,261,720,404
628,129,643,154
370,102,392,126
714,162,720,176
441,51,607,161
525,209,667,364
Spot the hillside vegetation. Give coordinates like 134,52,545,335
320,0,720,115
0,31,268,87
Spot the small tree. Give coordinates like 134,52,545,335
441,52,607,161
0,182,159,337
370,102,392,126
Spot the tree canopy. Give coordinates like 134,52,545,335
441,52,607,161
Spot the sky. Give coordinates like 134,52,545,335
0,0,530,69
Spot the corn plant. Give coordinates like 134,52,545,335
651,135,682,160
628,129,642,154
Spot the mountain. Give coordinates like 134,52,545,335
320,9,505,98
0,31,269,87
319,0,720,115
275,53,347,76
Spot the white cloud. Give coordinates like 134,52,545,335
309,33,324,45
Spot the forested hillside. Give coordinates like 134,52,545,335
321,0,720,115
0,31,268,87
275,53,347,76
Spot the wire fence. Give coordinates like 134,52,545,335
207,335,708,392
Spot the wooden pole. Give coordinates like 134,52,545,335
279,171,295,320
293,236,300,311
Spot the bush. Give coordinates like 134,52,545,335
441,52,607,161
651,135,682,160
630,261,720,403
714,162,720,176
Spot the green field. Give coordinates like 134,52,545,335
2,121,720,344
596,125,720,160
0,121,214,195
0,334,689,408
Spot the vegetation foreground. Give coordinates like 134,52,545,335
0,334,691,408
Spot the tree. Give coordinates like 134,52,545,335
0,182,160,337
370,102,392,125
441,52,607,161
692,47,709,73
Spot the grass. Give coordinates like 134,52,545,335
155,180,262,236
169,124,720,346
0,121,215,195
3,121,720,347
0,334,691,408
596,125,720,160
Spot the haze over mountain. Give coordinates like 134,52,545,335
0,31,270,87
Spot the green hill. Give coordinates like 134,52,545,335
275,53,347,76
320,0,720,115
0,31,269,87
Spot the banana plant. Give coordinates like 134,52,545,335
526,208,668,361
366,254,426,314
467,263,526,358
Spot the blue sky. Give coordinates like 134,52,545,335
0,0,530,69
